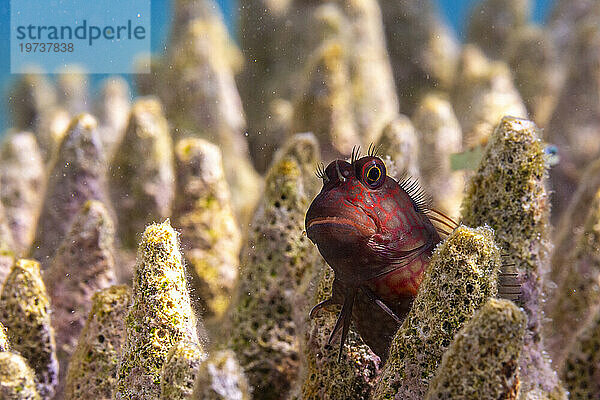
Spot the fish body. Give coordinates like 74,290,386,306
305,153,442,359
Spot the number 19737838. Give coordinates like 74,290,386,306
19,42,74,52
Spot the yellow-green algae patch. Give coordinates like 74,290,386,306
425,298,526,400
229,133,320,400
296,266,380,400
562,306,600,398
64,285,131,400
109,98,174,249
546,188,600,368
0,322,9,352
0,259,58,399
160,341,206,399
0,352,40,400
45,200,117,394
372,225,500,400
32,113,110,268
115,220,199,400
0,131,45,255
173,138,241,325
193,349,252,400
461,116,566,399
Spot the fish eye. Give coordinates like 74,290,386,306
355,156,386,189
366,165,381,183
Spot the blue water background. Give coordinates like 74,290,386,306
0,0,556,133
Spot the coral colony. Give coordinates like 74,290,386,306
2,0,600,398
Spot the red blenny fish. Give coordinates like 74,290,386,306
305,146,455,360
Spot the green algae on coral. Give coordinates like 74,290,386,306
173,138,241,324
0,132,45,255
160,341,207,399
109,98,174,249
372,225,500,400
546,188,600,368
64,285,131,400
0,259,58,399
461,116,566,398
229,133,321,400
33,113,109,268
297,266,380,400
425,298,526,400
193,349,252,400
44,200,117,385
116,220,199,400
412,93,463,218
562,307,600,398
0,322,9,352
0,352,41,400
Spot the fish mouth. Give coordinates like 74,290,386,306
306,216,375,235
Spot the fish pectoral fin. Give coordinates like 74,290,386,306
360,286,402,324
367,235,429,264
326,288,357,362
